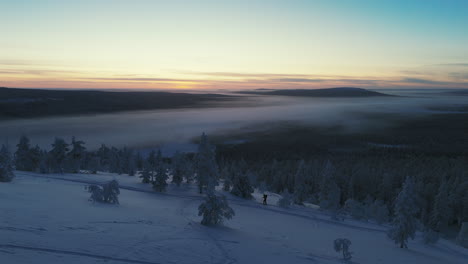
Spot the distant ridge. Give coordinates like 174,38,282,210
0,87,233,119
238,87,392,97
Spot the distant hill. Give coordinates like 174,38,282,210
237,87,392,97
0,87,234,119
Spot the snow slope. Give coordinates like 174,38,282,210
1,172,467,264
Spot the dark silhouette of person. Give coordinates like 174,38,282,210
262,194,268,205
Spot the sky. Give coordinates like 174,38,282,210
1,0,467,90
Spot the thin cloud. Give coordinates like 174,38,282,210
430,63,468,67
82,77,199,82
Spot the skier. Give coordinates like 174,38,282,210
262,194,268,205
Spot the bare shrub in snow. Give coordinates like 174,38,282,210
87,180,120,204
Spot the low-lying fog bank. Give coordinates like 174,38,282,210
0,89,466,151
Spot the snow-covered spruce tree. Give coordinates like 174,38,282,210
278,190,293,208
293,160,308,205
333,238,352,261
230,170,254,199
0,145,15,182
171,152,185,186
49,137,69,173
388,176,418,248
68,136,86,173
430,181,452,232
14,135,32,171
195,133,218,194
152,150,168,192
198,192,235,226
97,144,111,171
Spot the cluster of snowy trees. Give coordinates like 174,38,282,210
216,155,467,246
9,134,468,240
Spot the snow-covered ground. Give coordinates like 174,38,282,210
1,172,467,264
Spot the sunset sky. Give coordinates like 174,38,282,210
1,0,467,90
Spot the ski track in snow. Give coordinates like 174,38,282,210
0,244,162,264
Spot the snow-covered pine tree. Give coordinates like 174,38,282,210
152,150,168,192
195,133,218,194
198,193,235,225
68,136,86,173
49,138,69,173
293,160,308,205
388,176,418,248
0,144,15,182
14,135,32,171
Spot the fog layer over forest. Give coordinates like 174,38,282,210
0,89,466,151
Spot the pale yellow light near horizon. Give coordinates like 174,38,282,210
1,1,467,89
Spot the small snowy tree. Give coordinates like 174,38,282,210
423,228,439,244
139,162,152,183
388,177,418,248
0,145,15,182
152,150,168,192
370,199,390,224
333,238,352,261
278,190,293,208
198,193,235,226
345,199,366,220
171,152,185,186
